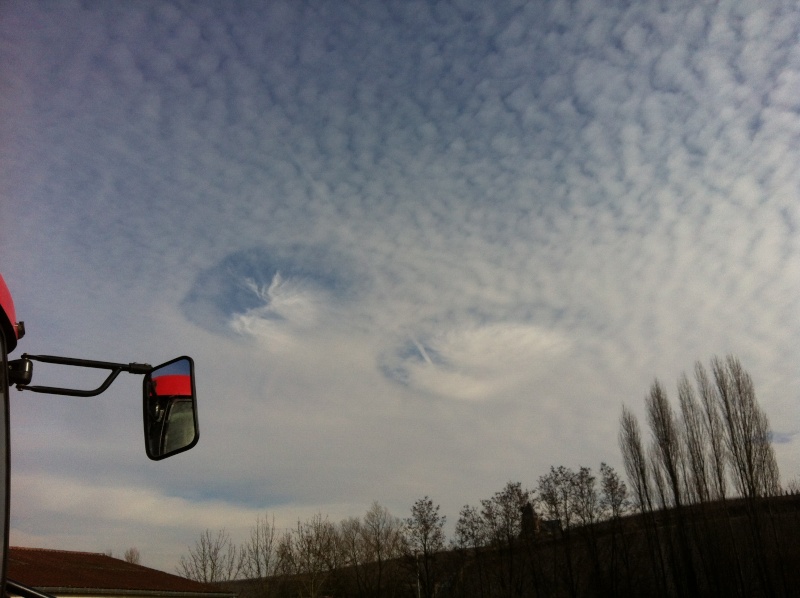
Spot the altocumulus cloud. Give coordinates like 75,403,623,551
382,323,571,401
181,245,364,338
1,0,800,573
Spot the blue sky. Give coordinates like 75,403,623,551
2,0,799,572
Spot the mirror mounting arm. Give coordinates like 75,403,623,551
11,354,153,397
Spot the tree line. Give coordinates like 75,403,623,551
179,355,800,597
617,355,792,597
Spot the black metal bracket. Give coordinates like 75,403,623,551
11,354,152,397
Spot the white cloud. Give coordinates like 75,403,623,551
392,323,571,401
9,471,360,572
2,0,800,574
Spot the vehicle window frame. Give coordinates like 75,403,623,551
0,329,10,593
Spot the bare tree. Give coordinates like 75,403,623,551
453,503,487,598
405,496,446,598
362,501,405,595
679,374,711,504
277,514,338,598
599,463,629,521
619,407,653,514
572,467,600,527
619,406,668,596
620,355,782,596
338,516,370,596
600,463,630,596
453,504,485,552
480,482,531,546
481,481,532,597
124,547,141,565
573,466,608,595
538,467,579,596
646,380,685,509
453,483,535,598
240,513,278,596
646,379,699,595
276,530,295,575
453,482,532,597
538,467,574,530
712,355,780,498
241,512,278,578
177,528,242,582
713,355,784,595
695,362,728,500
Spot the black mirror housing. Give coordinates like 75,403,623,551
143,356,199,460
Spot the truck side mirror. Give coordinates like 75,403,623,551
143,357,199,460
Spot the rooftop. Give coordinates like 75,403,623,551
8,547,234,597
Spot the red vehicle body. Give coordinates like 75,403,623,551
0,275,21,352
0,273,199,597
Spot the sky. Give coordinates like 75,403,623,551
1,0,799,573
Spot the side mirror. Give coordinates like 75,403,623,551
143,357,199,460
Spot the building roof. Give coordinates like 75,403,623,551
8,547,234,597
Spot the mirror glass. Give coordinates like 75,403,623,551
143,356,199,460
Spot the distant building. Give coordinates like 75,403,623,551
7,547,236,598
520,502,562,538
539,518,563,535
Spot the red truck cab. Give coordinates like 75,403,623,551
0,275,16,597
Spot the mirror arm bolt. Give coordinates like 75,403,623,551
128,363,153,375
